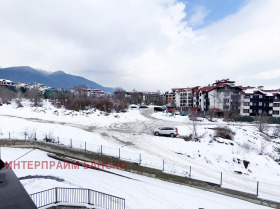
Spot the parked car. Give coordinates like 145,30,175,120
139,105,148,109
130,105,138,109
167,109,174,113
153,127,178,137
181,111,187,116
199,114,205,118
174,111,180,115
154,106,165,111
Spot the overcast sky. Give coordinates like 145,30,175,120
0,0,280,91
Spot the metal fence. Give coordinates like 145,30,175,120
30,187,125,209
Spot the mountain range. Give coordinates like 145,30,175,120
0,66,115,93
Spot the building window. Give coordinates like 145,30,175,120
223,98,229,103
273,111,280,115
273,103,280,107
243,109,249,113
243,102,250,106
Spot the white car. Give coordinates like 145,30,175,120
153,127,178,137
130,104,138,110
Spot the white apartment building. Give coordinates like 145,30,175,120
172,87,197,110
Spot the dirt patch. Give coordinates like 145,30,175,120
19,175,65,182
112,136,134,146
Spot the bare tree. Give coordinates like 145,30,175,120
272,125,280,136
113,87,126,100
188,110,200,141
0,86,16,103
26,88,43,106
256,115,269,133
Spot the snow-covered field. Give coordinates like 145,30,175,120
1,99,280,204
1,147,272,209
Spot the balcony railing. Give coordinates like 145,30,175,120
30,187,125,209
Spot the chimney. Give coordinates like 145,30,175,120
258,86,264,90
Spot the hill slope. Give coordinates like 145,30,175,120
0,66,115,93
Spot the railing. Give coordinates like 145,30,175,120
30,187,125,209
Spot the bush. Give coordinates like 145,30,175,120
235,116,255,122
180,134,193,141
210,126,235,140
268,117,280,124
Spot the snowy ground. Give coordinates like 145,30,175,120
1,100,280,202
1,147,272,209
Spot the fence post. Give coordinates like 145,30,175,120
70,139,72,148
9,132,10,139
35,132,36,140
220,172,223,186
88,189,90,204
24,132,26,140
257,181,259,196
119,148,120,159
58,137,59,144
163,159,164,171
189,166,192,178
101,145,103,154
55,187,58,204
139,153,141,165
85,142,87,151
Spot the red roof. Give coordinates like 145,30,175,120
200,86,216,92
238,86,255,90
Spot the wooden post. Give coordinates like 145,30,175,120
220,172,223,186
163,159,165,171
85,142,87,151
189,166,192,178
139,153,141,165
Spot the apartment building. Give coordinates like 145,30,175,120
273,93,280,118
164,91,175,106
240,88,280,117
171,79,280,118
193,79,242,112
172,87,198,110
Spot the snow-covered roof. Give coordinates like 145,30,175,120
242,88,280,96
0,79,12,83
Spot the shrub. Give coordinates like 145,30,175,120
180,134,193,141
235,116,255,122
241,142,252,152
210,126,235,140
268,117,280,124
